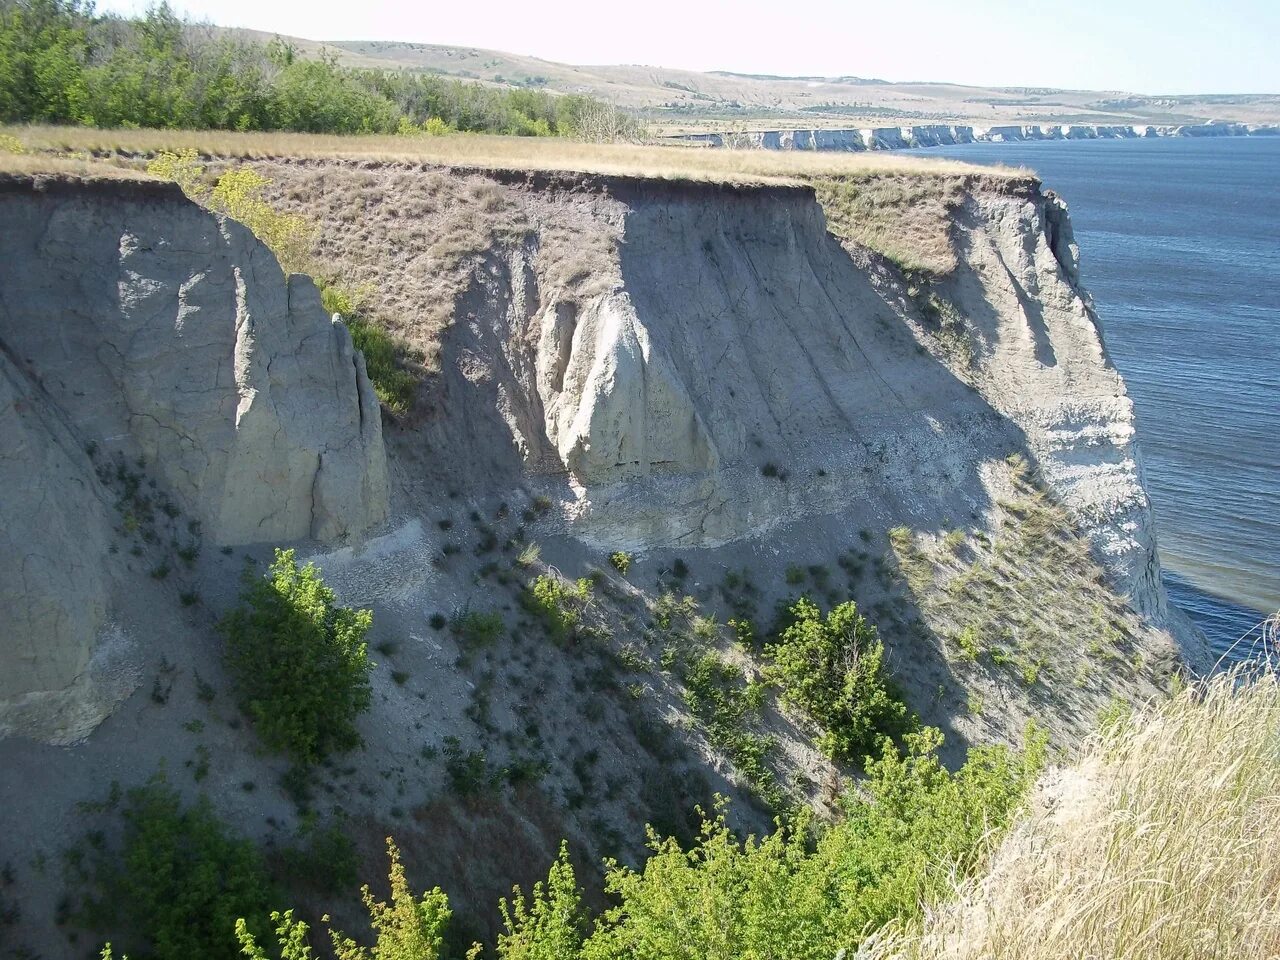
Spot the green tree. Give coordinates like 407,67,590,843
767,598,913,763
497,842,586,960
329,839,452,960
219,548,373,765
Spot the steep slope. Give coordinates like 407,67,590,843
263,163,1186,644
0,152,1205,956
0,174,389,741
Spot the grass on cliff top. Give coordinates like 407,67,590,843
2,124,1029,188
863,655,1280,960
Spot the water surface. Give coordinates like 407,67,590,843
920,138,1278,656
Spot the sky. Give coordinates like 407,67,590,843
96,0,1280,94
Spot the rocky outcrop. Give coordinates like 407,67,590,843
426,174,1192,656
0,174,389,741
0,177,388,546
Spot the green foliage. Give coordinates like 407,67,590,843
209,166,314,273
319,281,417,414
277,818,359,894
219,549,373,765
682,652,778,805
496,842,585,960
767,598,914,764
954,623,982,662
578,727,1042,959
524,574,592,644
236,726,1044,960
608,551,632,576
77,776,274,959
145,146,204,197
451,608,505,650
237,911,316,960
329,839,452,960
0,0,640,138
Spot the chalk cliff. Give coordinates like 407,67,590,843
680,120,1280,151
410,174,1184,651
0,175,388,741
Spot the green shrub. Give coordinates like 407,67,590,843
277,818,359,894
239,839,451,960
451,608,505,650
496,841,585,960
577,725,1042,959
320,282,417,415
608,551,632,576
75,777,274,959
767,597,914,764
219,549,373,765
209,167,314,273
524,574,592,644
955,624,982,662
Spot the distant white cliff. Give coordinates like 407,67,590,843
676,121,1280,151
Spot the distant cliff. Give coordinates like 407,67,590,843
676,121,1280,151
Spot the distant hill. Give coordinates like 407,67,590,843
228,31,1280,130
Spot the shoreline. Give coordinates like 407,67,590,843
671,121,1280,151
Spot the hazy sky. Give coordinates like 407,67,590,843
98,0,1279,94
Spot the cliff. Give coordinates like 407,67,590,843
678,120,1280,151
0,153,1205,955
0,174,388,742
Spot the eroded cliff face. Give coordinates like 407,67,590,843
409,175,1186,651
0,175,389,741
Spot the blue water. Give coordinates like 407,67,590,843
920,137,1279,659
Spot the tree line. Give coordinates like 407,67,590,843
0,0,642,138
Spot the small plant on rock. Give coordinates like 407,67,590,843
524,574,592,644
609,551,632,576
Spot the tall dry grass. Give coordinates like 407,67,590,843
862,621,1280,960
1,124,1028,187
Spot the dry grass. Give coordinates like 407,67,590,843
863,650,1280,960
816,174,971,275
253,161,622,380
0,150,155,181
2,124,1027,187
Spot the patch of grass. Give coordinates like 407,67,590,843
516,541,541,568
451,609,505,650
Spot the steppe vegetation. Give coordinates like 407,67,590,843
84,654,1280,960
888,456,1151,696
3,121,1020,187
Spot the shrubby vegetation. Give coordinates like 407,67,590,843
237,839,451,960
318,282,418,414
230,725,1042,960
0,0,642,138
524,573,593,644
219,549,372,765
74,777,275,959
768,597,914,763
